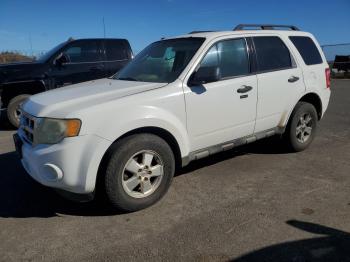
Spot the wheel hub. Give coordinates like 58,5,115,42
138,167,152,180
121,150,164,198
296,113,313,143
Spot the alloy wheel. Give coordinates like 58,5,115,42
121,150,164,198
296,113,313,143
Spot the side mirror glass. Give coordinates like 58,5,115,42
188,66,220,86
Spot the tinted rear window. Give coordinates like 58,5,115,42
289,36,323,65
253,36,292,72
105,41,129,61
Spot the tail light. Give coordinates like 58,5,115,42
325,68,331,89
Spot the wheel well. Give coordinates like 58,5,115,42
95,127,183,194
118,127,182,170
299,93,322,120
1,81,46,107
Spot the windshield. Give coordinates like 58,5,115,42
36,42,66,62
114,38,205,83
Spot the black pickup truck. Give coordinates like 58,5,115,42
0,38,133,127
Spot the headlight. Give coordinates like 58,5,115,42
34,118,81,144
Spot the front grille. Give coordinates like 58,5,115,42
20,112,37,145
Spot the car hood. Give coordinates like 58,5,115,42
0,61,45,83
23,78,168,117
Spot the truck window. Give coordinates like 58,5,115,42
253,36,292,72
64,41,102,63
289,36,323,65
105,41,129,61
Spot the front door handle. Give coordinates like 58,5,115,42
237,85,253,93
288,76,300,83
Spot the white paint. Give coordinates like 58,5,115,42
19,29,331,194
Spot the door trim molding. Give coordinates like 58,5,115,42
181,126,284,167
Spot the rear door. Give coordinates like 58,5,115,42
50,40,105,87
103,39,132,77
252,35,305,133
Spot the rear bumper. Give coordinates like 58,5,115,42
320,88,331,118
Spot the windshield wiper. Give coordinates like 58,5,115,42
117,77,138,81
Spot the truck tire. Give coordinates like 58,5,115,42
7,94,30,128
105,134,175,212
284,102,318,152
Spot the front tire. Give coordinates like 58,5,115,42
104,134,175,212
284,102,318,152
7,94,30,128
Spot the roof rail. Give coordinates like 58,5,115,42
188,30,216,34
233,24,300,31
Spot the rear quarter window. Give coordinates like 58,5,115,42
289,36,323,65
105,40,129,61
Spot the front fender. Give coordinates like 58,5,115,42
103,106,190,157
64,79,190,159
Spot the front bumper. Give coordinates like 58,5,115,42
16,130,111,194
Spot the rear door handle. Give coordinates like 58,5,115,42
237,85,253,93
288,76,300,83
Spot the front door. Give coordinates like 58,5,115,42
50,40,105,88
184,38,258,151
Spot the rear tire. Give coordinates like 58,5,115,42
284,102,318,152
7,94,30,128
104,134,175,212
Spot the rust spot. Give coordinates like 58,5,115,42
278,110,288,127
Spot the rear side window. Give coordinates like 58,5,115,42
289,36,323,65
200,38,250,79
253,36,292,72
105,41,129,61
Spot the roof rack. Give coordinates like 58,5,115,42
233,24,300,31
188,30,216,34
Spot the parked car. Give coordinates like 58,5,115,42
14,24,331,211
332,55,350,72
0,38,133,127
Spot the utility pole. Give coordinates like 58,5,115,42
29,33,33,57
102,17,106,38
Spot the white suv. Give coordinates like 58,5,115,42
14,24,331,211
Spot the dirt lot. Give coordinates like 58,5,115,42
0,80,349,262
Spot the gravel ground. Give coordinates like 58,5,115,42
0,79,349,262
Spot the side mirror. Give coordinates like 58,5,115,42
188,66,220,86
54,53,70,66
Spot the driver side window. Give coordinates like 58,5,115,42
199,38,250,81
201,45,219,67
